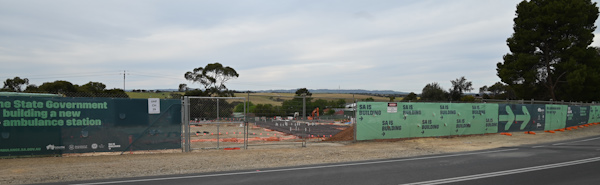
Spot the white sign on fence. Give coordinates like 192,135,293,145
148,98,160,114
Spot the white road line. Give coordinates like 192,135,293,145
553,137,600,146
399,156,600,185
70,148,518,185
531,137,600,148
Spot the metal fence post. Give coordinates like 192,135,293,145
181,98,185,152
303,95,306,121
244,97,248,149
217,98,220,149
183,96,191,152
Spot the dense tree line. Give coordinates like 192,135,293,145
1,77,128,98
497,0,600,101
232,88,346,117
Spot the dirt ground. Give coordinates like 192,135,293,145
253,120,351,138
2,125,600,185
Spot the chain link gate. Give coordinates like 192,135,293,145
245,94,356,148
182,96,247,151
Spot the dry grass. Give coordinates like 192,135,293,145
126,92,183,99
236,93,396,106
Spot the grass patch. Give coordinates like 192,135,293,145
234,93,398,106
126,92,183,99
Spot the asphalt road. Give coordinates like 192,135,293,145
39,136,600,185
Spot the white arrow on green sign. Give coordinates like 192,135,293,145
499,106,531,130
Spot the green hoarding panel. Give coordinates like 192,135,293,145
0,127,61,156
356,102,498,141
356,102,407,140
1,97,181,156
566,106,589,127
475,103,499,134
405,103,498,137
588,106,600,123
498,104,545,132
402,103,496,138
544,104,567,131
485,104,500,133
407,103,460,138
356,102,594,141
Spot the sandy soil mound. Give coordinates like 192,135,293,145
326,126,354,141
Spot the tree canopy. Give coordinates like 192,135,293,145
402,92,418,102
480,82,516,99
23,80,128,98
184,63,239,97
79,81,106,93
421,82,448,101
295,88,312,97
2,77,29,92
37,80,77,93
449,76,473,101
178,84,188,92
497,0,600,101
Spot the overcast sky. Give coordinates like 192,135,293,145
2,0,600,93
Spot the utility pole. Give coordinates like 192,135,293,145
120,70,129,90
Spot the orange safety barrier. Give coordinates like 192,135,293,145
500,132,512,136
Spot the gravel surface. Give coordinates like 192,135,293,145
2,125,600,185
254,120,350,138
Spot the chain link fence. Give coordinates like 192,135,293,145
242,94,355,147
182,97,247,151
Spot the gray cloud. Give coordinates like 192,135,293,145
1,0,598,93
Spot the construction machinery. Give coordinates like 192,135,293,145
309,107,319,120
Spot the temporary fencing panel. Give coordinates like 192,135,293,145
245,94,354,122
356,102,499,140
243,94,354,147
588,106,600,123
356,102,399,140
182,96,247,151
566,106,590,128
356,102,599,141
497,104,545,132
0,96,181,157
544,104,567,131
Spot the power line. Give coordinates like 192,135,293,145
128,72,183,80
0,71,122,80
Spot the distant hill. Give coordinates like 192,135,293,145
250,89,410,95
131,88,411,95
